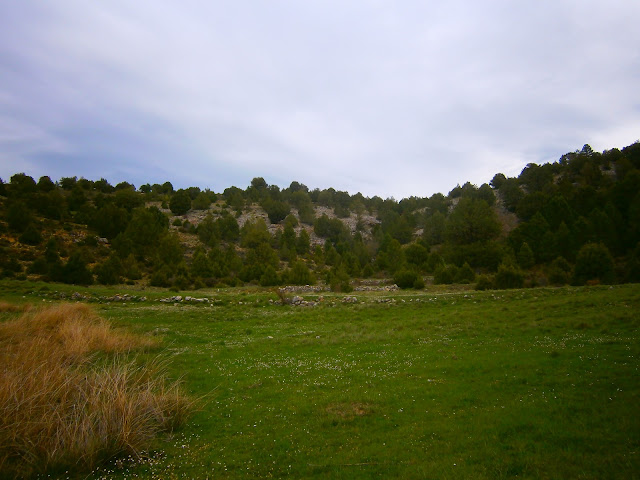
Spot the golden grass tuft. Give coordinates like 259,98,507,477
0,303,194,478
0,301,31,313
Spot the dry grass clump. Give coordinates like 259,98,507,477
0,301,30,313
0,303,194,478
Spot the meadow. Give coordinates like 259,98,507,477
0,281,638,479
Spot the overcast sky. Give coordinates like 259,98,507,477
1,1,639,199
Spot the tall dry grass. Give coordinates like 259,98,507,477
0,303,194,478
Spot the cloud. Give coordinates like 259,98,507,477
0,1,639,197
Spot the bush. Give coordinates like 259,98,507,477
259,265,281,287
434,264,458,284
454,262,476,284
573,242,615,285
393,268,423,289
494,262,524,289
149,266,172,288
284,260,315,286
59,252,94,286
475,274,494,290
413,275,426,289
94,255,122,285
191,192,212,210
327,266,352,292
169,190,192,215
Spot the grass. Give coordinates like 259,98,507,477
0,281,639,478
0,303,194,478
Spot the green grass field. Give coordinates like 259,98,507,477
1,281,639,479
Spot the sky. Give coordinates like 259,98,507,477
1,1,639,199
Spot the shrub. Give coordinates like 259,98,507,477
327,266,353,292
191,192,212,210
455,262,476,284
169,190,192,215
426,252,445,273
475,274,494,290
94,255,123,285
284,260,315,286
434,264,458,284
494,262,524,289
59,252,94,286
393,268,422,289
259,265,281,287
0,304,193,477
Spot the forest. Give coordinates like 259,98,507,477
1,141,639,291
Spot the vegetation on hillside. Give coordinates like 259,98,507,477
1,141,639,290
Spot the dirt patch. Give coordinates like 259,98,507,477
325,402,374,419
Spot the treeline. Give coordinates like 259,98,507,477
1,141,639,290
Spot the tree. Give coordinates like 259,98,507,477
445,198,500,245
498,178,524,212
376,236,405,273
91,204,130,239
393,268,424,289
18,223,42,245
404,243,429,270
60,252,94,285
190,248,213,279
494,261,524,289
434,264,458,284
573,243,615,285
262,198,290,224
218,214,240,242
37,176,55,192
259,265,281,286
59,176,78,190
283,260,314,285
155,233,184,267
114,189,144,212
123,207,169,255
455,262,476,283
192,192,212,210
6,202,33,232
94,178,114,193
9,173,37,197
516,192,548,221
197,214,219,246
423,211,446,245
517,242,535,269
296,229,311,255
170,190,192,215
241,219,271,248
477,183,496,206
94,255,123,285
547,256,572,285
543,195,574,229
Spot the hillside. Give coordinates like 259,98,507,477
1,141,639,291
